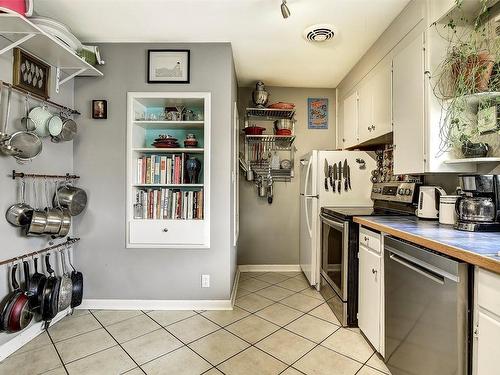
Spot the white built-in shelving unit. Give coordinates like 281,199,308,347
126,92,210,249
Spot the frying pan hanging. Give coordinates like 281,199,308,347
28,256,47,312
67,247,83,308
40,253,60,329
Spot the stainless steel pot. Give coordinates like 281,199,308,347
57,209,71,237
44,181,62,234
455,196,496,222
26,180,47,236
54,184,87,216
5,179,33,227
274,118,295,130
52,114,77,142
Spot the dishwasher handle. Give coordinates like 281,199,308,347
389,252,445,285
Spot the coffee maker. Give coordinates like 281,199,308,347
455,175,500,232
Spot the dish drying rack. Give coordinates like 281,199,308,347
241,135,296,182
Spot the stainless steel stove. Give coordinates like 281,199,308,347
319,182,419,326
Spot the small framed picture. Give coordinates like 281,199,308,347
148,49,190,83
92,100,107,119
308,98,329,129
13,48,50,99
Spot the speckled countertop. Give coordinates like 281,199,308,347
353,216,500,274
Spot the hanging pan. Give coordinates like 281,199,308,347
27,256,47,312
67,247,83,308
40,253,60,329
0,85,22,156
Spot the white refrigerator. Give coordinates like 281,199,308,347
299,150,377,288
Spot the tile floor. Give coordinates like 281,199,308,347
1,271,391,375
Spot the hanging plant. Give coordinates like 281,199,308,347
431,0,500,156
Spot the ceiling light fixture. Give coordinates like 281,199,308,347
281,0,291,19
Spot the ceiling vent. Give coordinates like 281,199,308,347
303,24,336,43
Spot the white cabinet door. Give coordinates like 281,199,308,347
476,311,500,375
358,245,381,351
393,32,426,175
371,61,392,139
358,80,373,143
343,92,359,149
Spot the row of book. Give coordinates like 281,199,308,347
135,188,203,220
137,154,185,185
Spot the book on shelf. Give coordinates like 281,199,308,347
135,188,204,220
137,154,189,185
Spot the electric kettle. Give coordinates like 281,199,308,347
416,186,446,219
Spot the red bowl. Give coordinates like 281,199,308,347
243,126,265,135
275,129,292,136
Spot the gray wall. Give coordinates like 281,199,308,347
0,40,74,346
73,43,236,300
238,86,336,265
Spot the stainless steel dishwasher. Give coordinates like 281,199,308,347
384,236,469,375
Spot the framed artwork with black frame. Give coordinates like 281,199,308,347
13,48,51,99
92,100,107,119
147,49,190,83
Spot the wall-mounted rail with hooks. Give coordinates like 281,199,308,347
0,237,80,266
10,170,80,180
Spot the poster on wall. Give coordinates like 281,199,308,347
307,98,328,129
147,49,190,83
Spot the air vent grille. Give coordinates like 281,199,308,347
303,24,336,43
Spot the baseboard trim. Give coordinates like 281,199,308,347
0,309,70,362
230,269,240,307
238,264,302,272
79,299,233,311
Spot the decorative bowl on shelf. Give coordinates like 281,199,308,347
461,141,489,158
152,135,179,148
243,126,265,135
275,129,292,136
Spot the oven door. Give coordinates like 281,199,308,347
320,214,349,300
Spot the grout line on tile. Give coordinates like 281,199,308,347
46,328,70,375
88,310,144,371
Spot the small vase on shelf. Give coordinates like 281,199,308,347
186,157,202,184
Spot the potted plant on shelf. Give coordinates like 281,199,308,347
431,0,499,157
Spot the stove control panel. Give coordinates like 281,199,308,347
371,182,419,203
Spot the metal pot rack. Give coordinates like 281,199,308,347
10,170,80,180
0,81,80,115
0,237,80,266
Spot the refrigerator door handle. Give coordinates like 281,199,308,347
305,196,313,237
304,194,319,198
304,156,313,196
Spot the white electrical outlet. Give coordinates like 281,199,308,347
201,274,210,288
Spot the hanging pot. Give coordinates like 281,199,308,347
5,178,33,227
54,183,87,216
68,250,83,308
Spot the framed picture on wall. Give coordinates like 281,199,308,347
147,50,190,83
307,98,329,129
92,100,107,119
12,48,50,99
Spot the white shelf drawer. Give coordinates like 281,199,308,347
129,219,207,247
359,227,381,253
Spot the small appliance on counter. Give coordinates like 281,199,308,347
455,174,500,232
415,186,446,219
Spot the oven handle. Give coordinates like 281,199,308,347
388,252,445,285
320,214,345,231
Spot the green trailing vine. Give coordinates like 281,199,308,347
432,0,499,156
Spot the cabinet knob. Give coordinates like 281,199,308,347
368,126,371,131
162,228,169,232
364,236,369,242
372,268,377,274
371,125,376,130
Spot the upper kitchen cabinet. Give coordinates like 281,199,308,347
392,22,476,174
392,31,426,175
342,91,359,149
358,59,392,144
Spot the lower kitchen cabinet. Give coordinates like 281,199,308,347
473,267,500,375
358,227,382,353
